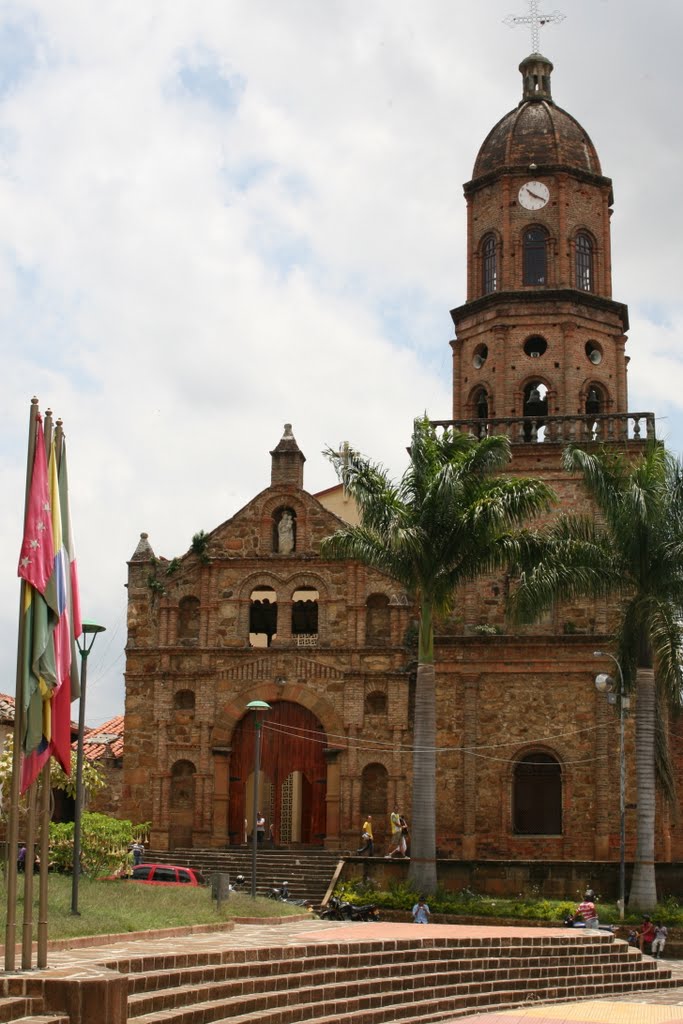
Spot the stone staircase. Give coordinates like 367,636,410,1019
145,847,344,904
99,929,674,1024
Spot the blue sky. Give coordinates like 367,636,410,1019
1,0,682,727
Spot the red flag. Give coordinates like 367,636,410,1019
17,414,54,594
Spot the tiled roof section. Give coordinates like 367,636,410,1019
75,715,124,760
0,693,15,723
473,100,602,179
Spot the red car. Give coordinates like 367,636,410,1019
117,863,207,887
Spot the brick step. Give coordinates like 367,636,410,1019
122,947,665,996
0,998,39,1024
109,934,662,973
128,974,675,1024
147,847,343,900
127,962,671,1019
108,933,656,971
8,1019,69,1024
125,952,672,1023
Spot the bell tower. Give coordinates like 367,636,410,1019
448,53,651,444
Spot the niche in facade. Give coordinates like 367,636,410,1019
174,689,195,712
178,596,200,642
365,690,387,715
291,587,319,640
360,762,388,819
273,507,297,554
366,593,390,646
170,760,196,808
249,587,278,647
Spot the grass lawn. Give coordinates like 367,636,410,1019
2,875,304,942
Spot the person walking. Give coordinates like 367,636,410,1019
357,815,374,855
256,812,266,845
386,807,409,858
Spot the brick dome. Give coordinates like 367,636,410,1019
473,54,602,179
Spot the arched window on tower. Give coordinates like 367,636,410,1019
523,226,548,286
522,382,548,442
513,752,562,834
471,387,490,439
575,232,594,292
482,234,497,294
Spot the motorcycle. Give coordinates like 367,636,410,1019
320,896,380,922
266,881,315,908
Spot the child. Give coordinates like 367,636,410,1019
412,895,430,924
638,915,655,953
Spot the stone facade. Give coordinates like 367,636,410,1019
121,52,683,866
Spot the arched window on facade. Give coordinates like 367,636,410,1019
174,689,195,712
273,507,297,554
291,586,319,646
523,226,548,286
575,232,594,292
366,593,390,646
513,752,562,834
249,587,278,647
170,760,196,809
482,234,497,294
364,690,387,716
360,762,388,820
178,596,200,642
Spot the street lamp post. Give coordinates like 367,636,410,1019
71,620,106,916
594,650,628,921
246,700,271,900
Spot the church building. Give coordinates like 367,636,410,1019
122,49,682,866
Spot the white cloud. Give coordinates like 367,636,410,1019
1,0,682,726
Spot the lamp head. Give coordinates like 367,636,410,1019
81,620,106,636
595,672,614,693
246,700,271,711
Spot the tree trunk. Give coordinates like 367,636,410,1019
628,668,658,911
407,659,437,894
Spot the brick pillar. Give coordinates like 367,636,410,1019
462,674,479,859
324,748,342,848
211,748,230,845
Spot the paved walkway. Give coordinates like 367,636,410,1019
19,918,683,1024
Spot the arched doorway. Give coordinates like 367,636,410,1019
228,701,328,846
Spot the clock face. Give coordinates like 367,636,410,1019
518,181,550,211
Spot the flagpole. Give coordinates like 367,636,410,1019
37,761,51,968
5,398,40,972
21,782,37,969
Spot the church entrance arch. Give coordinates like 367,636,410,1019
228,700,327,846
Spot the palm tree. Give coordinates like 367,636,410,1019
510,443,683,911
321,417,553,893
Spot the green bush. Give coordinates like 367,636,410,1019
333,881,682,926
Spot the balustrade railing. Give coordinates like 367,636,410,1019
430,411,656,445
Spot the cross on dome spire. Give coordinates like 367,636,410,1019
504,0,565,54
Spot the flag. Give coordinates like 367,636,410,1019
17,414,54,593
18,413,59,791
58,437,82,701
19,423,80,790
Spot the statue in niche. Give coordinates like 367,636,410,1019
277,510,295,554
